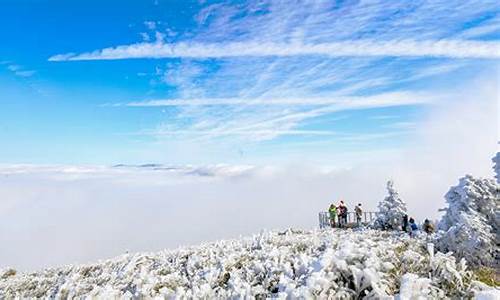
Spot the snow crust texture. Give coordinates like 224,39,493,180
372,180,408,230
437,174,499,268
1,229,497,299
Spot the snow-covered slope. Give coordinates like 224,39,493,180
0,229,497,299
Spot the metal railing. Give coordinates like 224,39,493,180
318,211,378,229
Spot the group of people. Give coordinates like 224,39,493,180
327,202,436,234
402,214,435,236
328,201,364,228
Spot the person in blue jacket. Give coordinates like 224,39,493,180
409,217,419,237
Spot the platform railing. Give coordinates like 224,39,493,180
319,211,379,229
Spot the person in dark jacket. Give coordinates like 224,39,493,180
355,203,363,227
338,201,348,227
402,214,409,232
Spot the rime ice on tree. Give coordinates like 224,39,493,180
437,174,498,267
373,180,408,230
493,152,500,184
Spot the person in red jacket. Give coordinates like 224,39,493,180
337,200,348,227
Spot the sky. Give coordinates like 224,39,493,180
0,0,498,165
0,0,499,270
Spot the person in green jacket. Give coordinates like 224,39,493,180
328,204,337,228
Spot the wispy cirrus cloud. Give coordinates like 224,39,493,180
124,91,433,107
47,0,500,157
49,39,500,61
148,129,339,138
49,0,500,62
13,70,36,77
136,91,433,142
4,63,36,77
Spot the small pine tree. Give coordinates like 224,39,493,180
373,180,408,230
437,174,498,267
493,152,500,184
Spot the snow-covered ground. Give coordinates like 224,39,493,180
1,229,497,299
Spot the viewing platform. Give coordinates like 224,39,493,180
318,211,379,229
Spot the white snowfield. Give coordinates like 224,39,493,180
0,229,497,299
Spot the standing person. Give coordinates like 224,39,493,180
343,203,349,226
409,217,419,237
337,201,345,228
423,219,435,234
338,201,348,227
355,203,363,227
402,214,409,232
328,204,337,228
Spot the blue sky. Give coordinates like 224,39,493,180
0,0,498,165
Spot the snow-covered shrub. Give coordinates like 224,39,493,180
394,250,499,299
372,180,408,230
396,273,438,299
2,229,498,299
0,268,16,280
437,174,499,267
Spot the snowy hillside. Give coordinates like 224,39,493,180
1,229,497,299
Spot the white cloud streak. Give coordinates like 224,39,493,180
7,64,21,71
14,70,36,77
5,64,36,77
48,39,500,61
125,91,435,107
149,129,338,137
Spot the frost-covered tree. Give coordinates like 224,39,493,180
372,180,408,230
493,152,500,184
437,174,499,267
